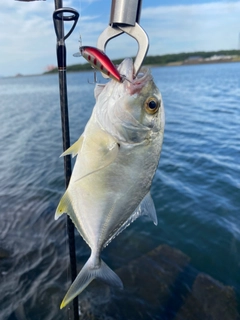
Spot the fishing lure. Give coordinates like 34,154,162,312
79,46,122,82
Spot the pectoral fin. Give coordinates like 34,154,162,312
74,127,119,182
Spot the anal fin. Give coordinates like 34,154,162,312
140,192,158,225
103,192,157,248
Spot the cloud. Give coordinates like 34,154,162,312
141,1,240,55
1,1,57,76
0,1,105,76
1,1,240,76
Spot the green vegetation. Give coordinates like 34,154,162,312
45,49,240,74
143,49,240,65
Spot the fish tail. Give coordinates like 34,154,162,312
60,253,123,309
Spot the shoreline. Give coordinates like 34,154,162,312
2,57,240,79
149,57,240,68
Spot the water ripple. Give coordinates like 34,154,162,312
1,64,240,319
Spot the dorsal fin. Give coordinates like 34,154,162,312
60,136,84,158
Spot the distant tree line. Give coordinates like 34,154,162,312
45,50,240,74
143,50,240,65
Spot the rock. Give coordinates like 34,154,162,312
78,244,190,319
116,244,190,309
77,245,240,320
174,273,240,320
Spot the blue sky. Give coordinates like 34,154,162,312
1,0,240,76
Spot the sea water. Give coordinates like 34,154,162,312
0,62,239,319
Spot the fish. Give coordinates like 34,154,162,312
55,58,165,309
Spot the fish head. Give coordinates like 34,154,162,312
94,58,164,144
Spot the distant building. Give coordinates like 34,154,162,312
205,55,232,61
186,56,203,61
184,54,233,65
183,56,204,64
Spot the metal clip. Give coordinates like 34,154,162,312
97,0,149,78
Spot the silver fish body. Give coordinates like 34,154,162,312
55,58,165,308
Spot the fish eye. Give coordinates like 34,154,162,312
144,97,160,114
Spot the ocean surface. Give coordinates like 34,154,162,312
0,62,239,320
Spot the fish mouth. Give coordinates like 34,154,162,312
117,58,152,95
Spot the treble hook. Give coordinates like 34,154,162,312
88,71,99,84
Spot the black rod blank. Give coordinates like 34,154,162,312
53,1,79,319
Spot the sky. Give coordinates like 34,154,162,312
1,0,240,76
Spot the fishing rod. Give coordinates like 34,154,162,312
15,0,79,317
53,3,79,320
